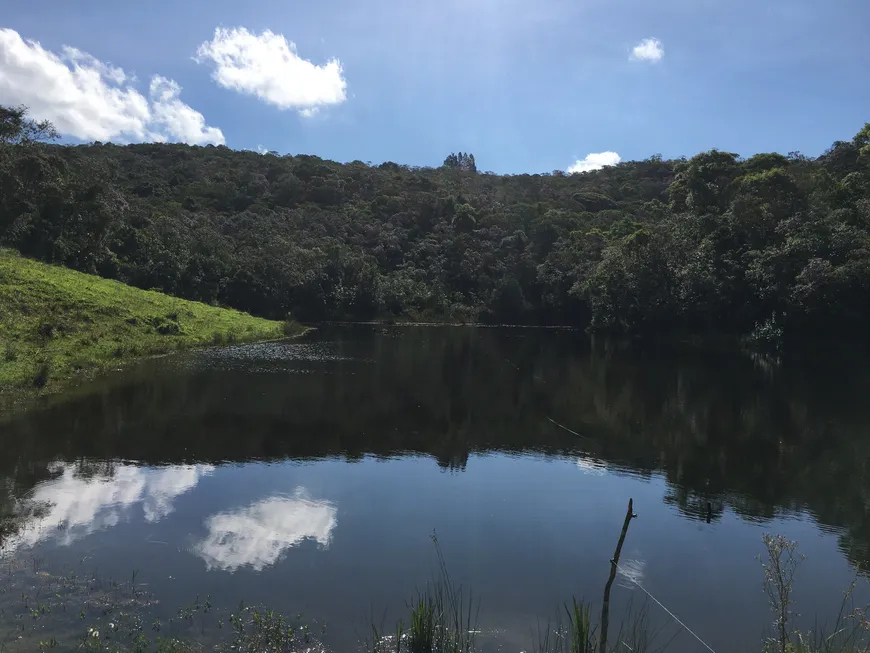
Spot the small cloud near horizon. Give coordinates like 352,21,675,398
567,151,621,174
631,38,664,63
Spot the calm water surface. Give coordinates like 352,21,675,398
1,326,869,652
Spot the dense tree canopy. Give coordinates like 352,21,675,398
1,105,869,341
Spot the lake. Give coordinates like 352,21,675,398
1,326,869,652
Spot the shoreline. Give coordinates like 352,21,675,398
0,327,312,419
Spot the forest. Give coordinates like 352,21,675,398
2,104,870,342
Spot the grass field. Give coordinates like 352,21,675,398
0,249,300,407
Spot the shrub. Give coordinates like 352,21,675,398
283,319,300,337
3,341,18,361
32,361,50,388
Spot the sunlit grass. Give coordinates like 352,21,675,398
0,249,303,406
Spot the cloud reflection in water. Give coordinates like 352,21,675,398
3,462,214,552
576,456,607,475
194,490,337,572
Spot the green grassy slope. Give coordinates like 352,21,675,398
0,249,295,403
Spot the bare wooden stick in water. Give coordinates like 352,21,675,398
600,498,637,653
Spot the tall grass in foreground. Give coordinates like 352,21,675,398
760,534,870,653
366,536,478,653
534,599,597,653
363,531,672,653
362,533,870,653
532,597,676,653
2,532,870,652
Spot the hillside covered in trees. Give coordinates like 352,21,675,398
2,105,870,342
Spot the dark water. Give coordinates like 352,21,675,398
2,326,870,652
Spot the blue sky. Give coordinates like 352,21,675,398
1,0,869,174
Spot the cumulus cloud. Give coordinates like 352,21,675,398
1,462,214,553
0,28,224,144
194,491,337,572
148,76,225,144
195,27,347,115
631,38,664,62
567,151,621,174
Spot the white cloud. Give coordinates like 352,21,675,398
0,28,224,144
148,76,225,145
194,491,337,572
631,38,664,62
567,151,621,174
2,462,214,553
195,27,347,114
